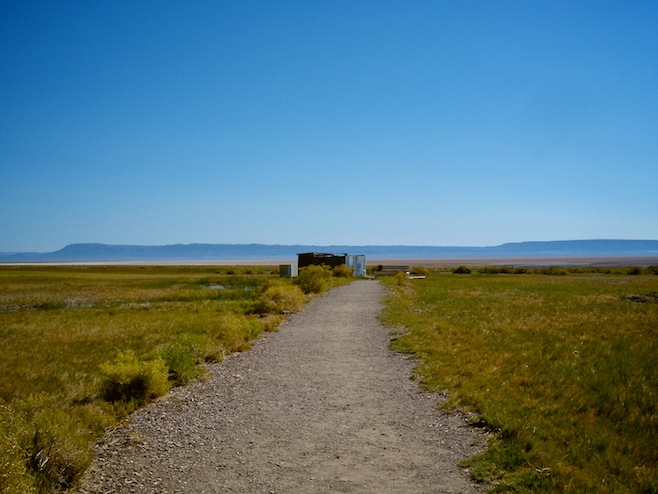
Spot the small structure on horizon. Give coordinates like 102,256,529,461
345,254,366,277
297,252,366,277
279,264,298,278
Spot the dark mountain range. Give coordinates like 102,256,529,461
1,240,658,263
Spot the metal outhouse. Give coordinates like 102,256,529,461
279,264,298,278
346,255,366,277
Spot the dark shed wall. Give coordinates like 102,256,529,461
298,252,347,268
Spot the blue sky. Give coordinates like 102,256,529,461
2,1,657,252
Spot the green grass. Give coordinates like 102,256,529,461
0,265,287,492
381,269,658,493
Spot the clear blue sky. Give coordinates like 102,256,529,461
2,1,657,252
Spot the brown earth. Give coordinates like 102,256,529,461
76,280,485,493
372,256,658,267
16,255,656,267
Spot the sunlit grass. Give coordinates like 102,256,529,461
381,270,658,493
0,265,284,492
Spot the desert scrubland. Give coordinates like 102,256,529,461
1,263,657,493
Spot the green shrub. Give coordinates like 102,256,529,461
540,266,568,275
255,281,306,314
257,314,284,332
411,265,430,276
648,265,658,275
296,265,332,294
627,266,642,275
394,271,409,286
0,405,36,494
162,334,207,386
333,264,353,278
27,407,93,492
479,266,500,274
453,266,472,274
480,265,525,274
99,350,170,405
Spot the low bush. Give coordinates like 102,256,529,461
478,266,501,274
99,350,170,405
333,264,354,278
255,281,306,314
27,406,93,492
539,266,568,275
394,271,409,287
162,334,207,386
453,266,471,274
296,265,332,294
411,265,430,276
257,313,285,332
479,266,528,275
0,405,36,494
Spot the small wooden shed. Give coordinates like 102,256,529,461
297,252,366,277
297,252,347,269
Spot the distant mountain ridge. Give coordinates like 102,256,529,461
1,240,658,263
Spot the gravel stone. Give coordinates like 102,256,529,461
76,280,486,493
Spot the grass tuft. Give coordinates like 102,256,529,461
0,404,37,494
99,350,170,404
161,333,208,385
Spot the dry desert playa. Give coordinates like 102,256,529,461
9,256,655,267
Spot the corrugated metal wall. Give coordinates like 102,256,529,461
346,255,366,277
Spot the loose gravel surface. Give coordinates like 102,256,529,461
76,280,485,493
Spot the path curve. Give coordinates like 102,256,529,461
77,280,484,493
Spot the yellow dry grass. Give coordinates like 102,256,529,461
0,265,282,492
382,269,658,493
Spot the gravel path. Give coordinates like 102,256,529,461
76,280,485,493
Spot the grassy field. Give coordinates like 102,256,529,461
0,264,310,493
381,267,658,493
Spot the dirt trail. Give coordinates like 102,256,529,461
77,280,484,493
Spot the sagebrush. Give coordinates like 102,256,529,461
296,264,333,294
